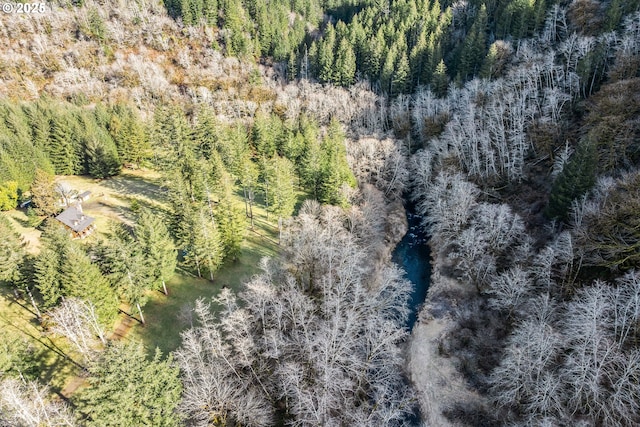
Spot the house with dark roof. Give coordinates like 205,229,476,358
55,203,96,239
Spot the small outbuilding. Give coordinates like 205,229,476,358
77,191,91,202
55,204,96,239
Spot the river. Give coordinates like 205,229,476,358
392,205,431,330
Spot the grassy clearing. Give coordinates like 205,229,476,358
2,210,42,254
3,167,289,393
0,285,80,393
56,169,169,235
57,170,284,355
130,198,281,355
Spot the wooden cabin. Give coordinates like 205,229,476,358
55,204,96,239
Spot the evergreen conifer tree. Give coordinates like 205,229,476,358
60,245,118,326
25,102,51,151
30,169,59,217
265,156,296,242
0,215,24,283
34,248,63,308
193,106,219,159
239,156,259,228
546,140,598,221
287,50,298,81
318,24,337,83
380,45,398,94
363,31,385,80
136,209,177,295
216,176,246,261
195,208,224,280
34,221,72,308
85,134,121,179
300,120,323,199
252,113,279,159
458,4,488,81
334,38,356,87
318,119,356,205
0,181,18,211
432,59,449,97
48,115,76,175
392,51,410,95
75,342,182,427
100,224,155,324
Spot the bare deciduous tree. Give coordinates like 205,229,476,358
0,377,76,427
47,298,107,361
490,316,564,421
177,201,414,426
491,274,640,426
415,172,479,243
346,137,409,199
54,182,76,207
176,296,273,427
486,266,533,316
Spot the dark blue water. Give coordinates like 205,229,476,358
392,209,431,330
392,206,431,425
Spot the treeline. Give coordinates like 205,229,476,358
162,0,637,95
305,0,640,92
149,105,356,277
0,99,150,210
0,208,176,329
153,106,354,206
163,0,325,59
0,191,414,427
408,6,640,425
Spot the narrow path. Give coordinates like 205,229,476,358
107,312,137,340
59,310,138,398
60,376,86,399
408,262,485,425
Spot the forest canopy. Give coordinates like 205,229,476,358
1,0,640,426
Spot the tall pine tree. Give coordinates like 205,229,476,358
75,342,182,427
546,140,598,221
136,209,177,295
0,215,24,284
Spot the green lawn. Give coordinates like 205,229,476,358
2,210,42,254
129,189,282,355
3,169,291,391
0,285,80,393
56,171,285,355
56,170,170,236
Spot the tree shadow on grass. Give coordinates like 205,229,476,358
98,193,168,226
100,174,167,203
8,211,33,229
0,287,83,391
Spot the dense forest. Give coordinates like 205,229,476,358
1,0,640,426
406,4,640,425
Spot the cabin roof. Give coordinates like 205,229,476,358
55,205,94,233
